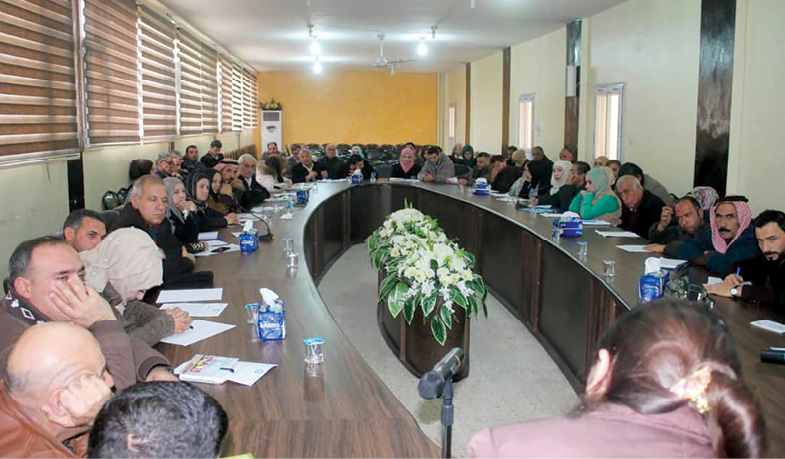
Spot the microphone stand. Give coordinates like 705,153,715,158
245,209,274,242
440,379,454,459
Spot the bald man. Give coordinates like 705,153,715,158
0,322,113,457
1,237,172,392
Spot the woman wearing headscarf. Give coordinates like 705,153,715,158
507,159,530,197
391,146,421,179
518,159,554,201
531,160,576,211
185,169,239,229
163,177,205,254
203,168,238,216
593,156,609,168
454,145,476,167
568,167,622,225
81,228,192,346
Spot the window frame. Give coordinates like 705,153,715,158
517,93,535,151
593,82,625,161
447,103,457,152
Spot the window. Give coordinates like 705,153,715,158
447,103,456,151
138,4,177,142
517,94,534,151
594,83,624,160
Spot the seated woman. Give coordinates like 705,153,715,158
164,177,205,253
568,167,621,225
454,145,476,167
593,155,609,168
185,170,240,229
81,228,192,346
340,154,376,180
532,160,576,211
469,299,766,458
256,154,293,194
204,168,239,216
448,143,464,163
507,160,530,197
517,159,553,201
391,147,421,179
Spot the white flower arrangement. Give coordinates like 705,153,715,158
367,202,487,345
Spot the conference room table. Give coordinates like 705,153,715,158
156,180,785,457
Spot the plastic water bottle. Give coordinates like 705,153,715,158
370,171,377,183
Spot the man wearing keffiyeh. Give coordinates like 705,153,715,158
677,196,760,275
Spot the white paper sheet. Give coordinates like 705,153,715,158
159,303,228,317
194,243,241,257
205,239,228,249
160,320,235,346
197,231,219,241
227,362,278,386
750,320,785,334
706,276,723,285
157,288,223,303
541,212,564,218
580,219,612,226
658,257,688,270
616,244,650,253
596,230,640,238
237,213,261,221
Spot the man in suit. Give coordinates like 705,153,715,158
291,149,323,183
200,140,224,168
237,154,270,209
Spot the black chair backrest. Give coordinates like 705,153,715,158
375,163,393,179
101,191,121,211
454,164,471,177
100,209,121,229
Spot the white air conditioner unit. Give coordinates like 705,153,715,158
261,110,282,151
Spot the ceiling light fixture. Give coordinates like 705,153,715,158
417,38,428,56
313,56,323,74
307,24,320,55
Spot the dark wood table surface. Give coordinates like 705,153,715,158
155,181,785,457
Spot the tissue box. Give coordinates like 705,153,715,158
553,219,583,238
296,189,310,204
239,232,257,252
474,183,490,195
351,174,363,185
638,270,670,303
256,300,286,341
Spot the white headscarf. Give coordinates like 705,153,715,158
80,228,164,307
550,160,573,195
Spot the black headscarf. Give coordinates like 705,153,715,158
185,168,211,211
520,159,553,198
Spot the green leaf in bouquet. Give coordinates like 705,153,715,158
450,289,468,310
367,234,378,251
431,316,447,346
440,305,453,329
378,273,398,303
422,292,438,317
466,294,478,317
387,285,404,319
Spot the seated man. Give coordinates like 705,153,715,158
181,145,201,174
489,155,521,193
417,146,455,183
169,152,183,179
154,152,174,180
318,144,345,180
0,237,173,392
677,196,759,275
284,143,301,178
237,154,270,209
706,209,785,305
263,141,279,160
531,146,547,161
568,161,590,191
558,147,576,162
291,149,323,183
616,175,665,238
456,152,492,185
645,196,706,257
0,323,114,458
88,381,228,458
618,162,674,206
63,209,106,252
606,159,621,181
110,175,212,288
199,140,223,168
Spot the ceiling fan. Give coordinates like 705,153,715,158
373,33,416,75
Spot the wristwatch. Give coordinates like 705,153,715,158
730,287,739,297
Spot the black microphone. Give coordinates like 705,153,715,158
245,209,274,242
760,349,785,365
418,347,464,400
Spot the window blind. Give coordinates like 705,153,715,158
138,4,176,141
200,43,218,134
0,0,79,158
218,54,232,133
230,62,243,131
82,0,140,146
176,27,203,135
242,67,256,130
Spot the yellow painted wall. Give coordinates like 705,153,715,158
727,0,785,215
256,71,438,146
440,65,467,153
470,52,503,154
509,27,566,158
580,0,701,196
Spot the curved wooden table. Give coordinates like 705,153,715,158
157,181,785,457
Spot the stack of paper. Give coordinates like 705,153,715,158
616,245,650,253
174,355,278,386
541,212,564,218
197,231,219,241
157,288,223,303
658,257,688,270
195,243,241,257
596,230,640,238
581,219,612,226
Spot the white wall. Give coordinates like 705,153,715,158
727,0,785,215
580,0,702,197
440,65,467,153
470,52,503,154
509,27,566,158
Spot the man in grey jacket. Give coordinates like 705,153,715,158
417,146,455,183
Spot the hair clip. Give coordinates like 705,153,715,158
669,365,712,414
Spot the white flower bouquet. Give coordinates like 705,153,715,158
367,203,487,345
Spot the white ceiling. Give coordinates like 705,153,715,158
158,0,625,73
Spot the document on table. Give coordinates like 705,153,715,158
160,320,235,346
596,230,640,238
541,212,564,218
706,276,723,285
228,362,278,386
616,244,650,253
195,243,241,257
658,257,688,270
157,288,223,303
581,219,611,226
159,303,228,317
198,231,219,241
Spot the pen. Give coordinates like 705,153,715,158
219,367,235,373
736,267,741,276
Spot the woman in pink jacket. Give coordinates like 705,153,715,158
468,299,767,458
